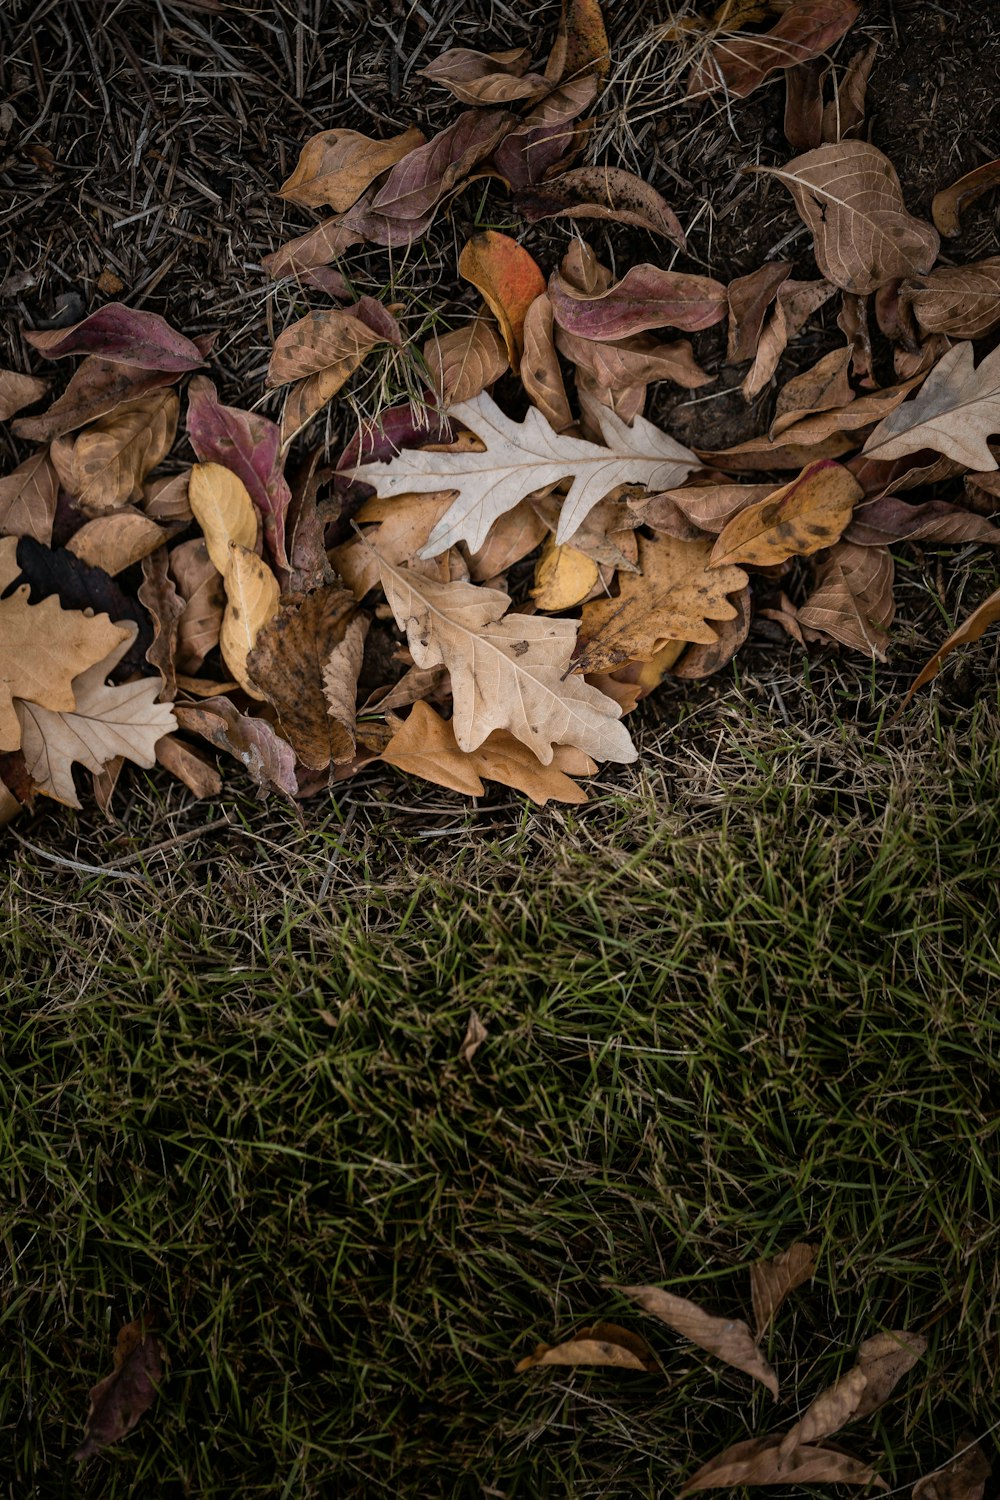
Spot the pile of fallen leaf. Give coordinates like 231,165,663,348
3,0,1000,821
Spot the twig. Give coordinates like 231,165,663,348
10,832,153,887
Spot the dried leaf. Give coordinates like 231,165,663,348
771,347,854,437
322,614,369,748
521,296,574,431
557,326,713,393
846,497,1000,548
617,1284,778,1397
763,141,940,294
468,499,549,580
689,0,860,99
155,733,223,798
247,585,360,768
174,696,298,797
727,263,792,364
17,625,177,807
711,461,861,566
784,59,824,152
901,584,1000,707
12,358,180,443
278,125,426,209
933,159,1000,238
73,1317,163,1462
138,547,184,699
371,109,515,222
516,167,686,249
902,258,1000,340
517,1321,659,1373
458,1009,488,1062
420,47,548,105
51,390,179,515
742,278,838,399
170,538,224,673
186,376,291,573
632,482,775,537
700,432,855,472
863,342,1000,469
553,0,610,85
26,303,203,371
679,1434,886,1495
377,552,636,765
672,583,751,679
821,40,878,142
144,470,192,523
577,533,748,672
267,306,388,387
262,217,366,280
423,317,509,406
780,1331,926,1454
750,1243,818,1339
532,536,601,610
381,700,595,804
913,1441,992,1500
0,535,130,751
458,232,547,372
66,509,167,576
332,491,458,599
798,541,895,656
0,451,58,543
187,461,259,577
493,75,598,189
220,543,281,699
355,391,699,555
13,535,152,674
0,368,49,420
550,262,728,339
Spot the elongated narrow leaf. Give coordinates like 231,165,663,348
25,303,204,371
550,263,728,339
616,1284,778,1397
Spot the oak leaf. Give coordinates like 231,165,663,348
377,551,637,765
51,390,179,515
0,451,58,543
354,391,699,555
798,541,895,656
679,1434,886,1495
220,543,281,699
516,1320,659,1372
0,368,49,420
711,461,862,567
549,262,728,339
672,584,751,679
73,1317,163,1462
17,625,177,807
862,342,1000,469
616,1284,778,1397
458,232,547,372
278,125,426,210
423,317,509,407
188,460,260,576
750,1242,818,1339
779,1330,926,1454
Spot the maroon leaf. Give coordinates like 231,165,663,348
846,497,1000,547
689,0,861,100
25,303,205,372
73,1317,163,1462
492,75,598,189
12,358,182,442
516,166,686,248
549,263,728,339
332,402,453,512
371,109,517,222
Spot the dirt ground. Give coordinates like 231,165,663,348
2,0,1000,815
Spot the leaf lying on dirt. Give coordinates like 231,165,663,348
458,232,547,371
846,496,1000,547
267,306,391,387
0,368,49,419
901,258,1000,340
901,584,1000,708
798,541,895,656
355,391,699,555
220,543,281,699
66,509,167,576
913,1440,992,1500
688,0,860,99
551,0,610,84
616,1284,778,1396
0,451,58,543
932,158,1000,238
278,125,425,209
521,295,574,430
821,39,878,142
863,342,1000,468
187,376,291,572
371,108,514,223
381,700,596,804
727,262,792,364
0,535,130,752
187,461,259,577
779,1330,926,1454
549,262,728,339
17,625,176,807
247,585,361,768
679,1434,886,1495
516,167,686,249
750,1242,818,1339
377,552,636,765
577,534,749,672
516,1320,660,1372
763,141,940,294
557,326,713,393
771,346,854,436
73,1316,163,1462
742,278,838,399
175,695,298,796
424,317,509,406
420,46,548,105
710,461,862,566
26,303,204,372
51,390,179,515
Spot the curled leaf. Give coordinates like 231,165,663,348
25,303,204,371
550,263,728,339
932,158,1000,238
679,1434,886,1495
419,47,548,105
710,461,862,566
516,1321,660,1373
798,541,895,656
901,584,1000,708
458,232,547,372
516,166,685,249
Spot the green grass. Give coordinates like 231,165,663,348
3,683,1000,1498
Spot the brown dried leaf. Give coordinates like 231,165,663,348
631,482,775,537
551,0,610,85
220,543,281,699
771,346,853,437
66,510,167,576
750,1242,818,1339
902,258,1000,340
459,232,547,372
933,159,1000,238
12,358,180,443
516,166,685,249
267,307,387,388
784,59,824,152
332,492,457,600
863,342,1000,469
155,733,222,798
798,541,895,656
741,278,838,399
278,125,426,209
468,498,549,580
73,1317,163,1462
727,262,792,364
262,217,366,279
821,40,878,142
679,1434,886,1495
846,497,1000,548
174,696,298,797
170,538,224,674
521,295,574,431
711,461,862,566
371,108,515,222
492,75,598,189
144,470,192,523
901,583,1000,708
558,325,713,393
550,263,728,339
50,390,179,515
913,1441,992,1500
780,1330,927,1454
689,0,860,99
763,141,940,294
458,1009,488,1063
672,584,751,679
517,1320,659,1373
616,1284,778,1397
138,547,184,699
0,368,49,420
0,451,58,543
420,47,548,105
423,317,509,407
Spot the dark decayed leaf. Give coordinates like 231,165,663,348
913,1440,992,1500
784,59,825,152
14,536,152,676
73,1316,163,1461
138,547,184,700
932,158,1000,238
821,39,878,142
26,303,205,371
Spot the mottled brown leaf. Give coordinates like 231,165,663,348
0,368,49,420
278,125,426,209
616,1284,778,1397
11,358,180,443
521,295,574,431
516,1320,659,1372
174,696,298,797
933,158,1000,238
51,390,179,515
750,1242,818,1339
913,1441,991,1500
220,543,281,699
424,317,509,407
780,1330,926,1454
672,584,751,679
711,461,861,566
66,508,167,576
517,166,685,249
679,1434,886,1495
170,538,225,674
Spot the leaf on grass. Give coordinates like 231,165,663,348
901,258,1000,340
381,699,596,804
247,585,361,768
458,1008,488,1062
377,552,637,765
170,538,224,673
371,109,515,222
423,317,509,406
516,166,686,249
12,358,181,443
187,461,259,576
557,326,713,393
220,543,281,699
0,451,58,543
420,47,548,105
0,369,49,420
0,535,130,752
458,232,547,372
762,141,940,294
521,295,574,431
492,75,598,189
901,584,1000,708
66,509,168,575
771,347,854,437
577,534,749,672
278,125,425,209
138,547,184,699
750,1243,818,1339
355,391,699,555
174,696,298,796
73,1317,163,1462
933,158,1000,238
711,461,861,566
616,1284,778,1397
863,342,1000,469
779,1330,926,1454
679,1434,886,1495
727,262,792,364
846,497,1000,548
532,535,601,610
187,376,292,572
17,625,177,807
26,303,204,371
913,1441,992,1500
517,1321,659,1373
688,0,860,99
51,390,179,515
155,733,222,798
549,262,728,339
798,541,894,656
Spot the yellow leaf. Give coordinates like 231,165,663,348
531,535,600,610
188,462,260,577
220,543,280,699
710,460,862,567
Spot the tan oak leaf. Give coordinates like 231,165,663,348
862,342,1000,469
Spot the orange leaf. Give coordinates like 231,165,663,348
458,231,547,373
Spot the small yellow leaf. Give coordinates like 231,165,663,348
188,462,260,577
220,543,280,700
531,535,601,610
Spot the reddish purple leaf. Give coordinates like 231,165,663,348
12,358,182,442
846,497,1000,547
549,263,728,339
186,376,292,573
493,76,598,189
371,109,516,222
24,303,205,372
689,0,861,100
